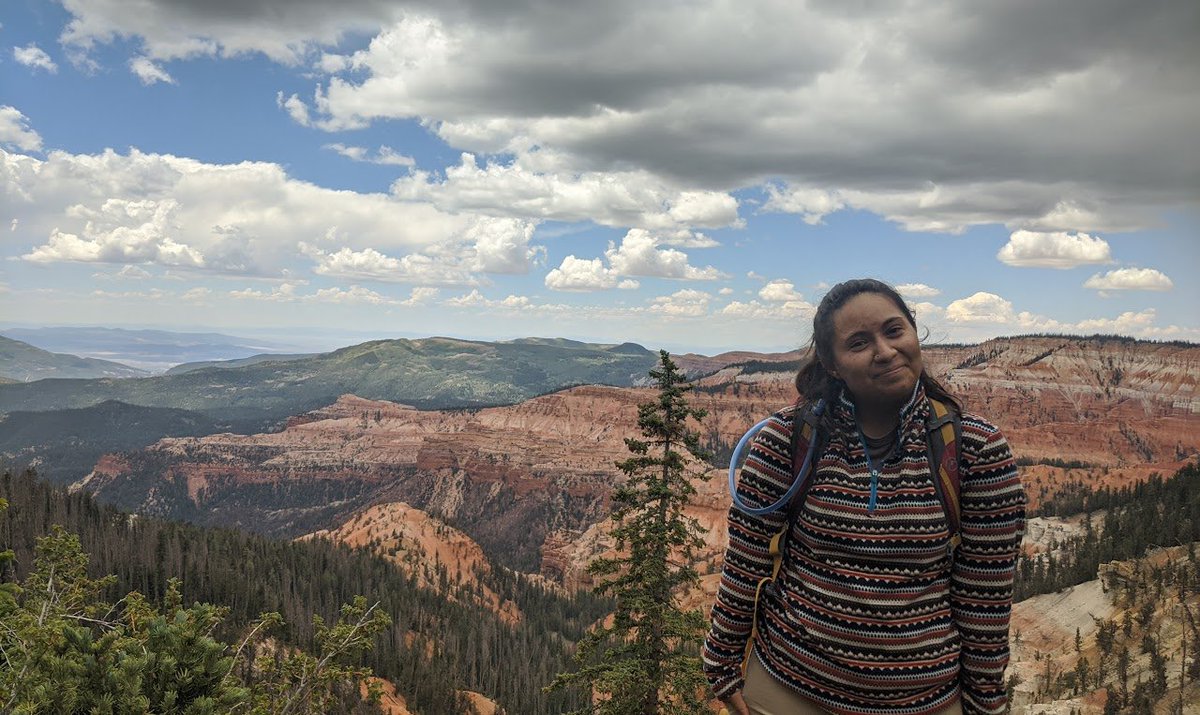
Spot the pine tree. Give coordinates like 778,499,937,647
548,350,711,714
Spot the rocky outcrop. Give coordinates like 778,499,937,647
1008,542,1200,714
303,501,522,625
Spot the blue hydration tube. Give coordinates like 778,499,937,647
727,401,824,517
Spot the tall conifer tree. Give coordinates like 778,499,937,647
550,350,711,714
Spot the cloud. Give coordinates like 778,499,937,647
762,184,845,225
0,106,43,152
311,285,396,304
996,230,1112,269
93,265,153,280
276,92,311,126
13,44,58,73
720,279,815,320
720,298,814,321
324,143,415,166
58,0,398,64
604,229,724,280
48,2,1200,234
896,283,941,298
391,153,740,230
181,286,211,302
544,256,617,292
945,292,1015,323
543,229,721,291
657,229,720,248
91,288,169,300
924,292,1197,342
129,56,175,84
1083,267,1173,292
758,280,805,303
909,301,945,323
444,289,533,310
650,289,711,317
229,283,302,302
400,286,439,306
305,245,475,286
229,283,402,305
24,199,206,267
464,217,540,274
3,146,502,278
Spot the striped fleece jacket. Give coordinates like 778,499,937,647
702,384,1026,715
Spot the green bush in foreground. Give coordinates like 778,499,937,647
0,503,390,715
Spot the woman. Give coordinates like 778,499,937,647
703,279,1025,715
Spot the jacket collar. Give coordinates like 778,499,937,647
831,379,930,441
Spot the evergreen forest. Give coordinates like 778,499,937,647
0,469,613,714
1014,460,1200,601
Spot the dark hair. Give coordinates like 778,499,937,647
794,278,961,415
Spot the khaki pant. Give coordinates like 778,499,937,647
743,656,964,715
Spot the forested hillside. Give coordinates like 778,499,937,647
1014,460,1200,601
0,469,612,714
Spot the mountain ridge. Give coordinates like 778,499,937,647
0,334,148,381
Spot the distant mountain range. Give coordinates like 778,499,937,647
0,336,661,419
165,352,315,375
0,326,297,373
0,336,664,485
0,335,149,381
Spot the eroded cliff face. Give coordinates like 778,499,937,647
303,501,522,625
1006,542,1200,714
78,337,1200,591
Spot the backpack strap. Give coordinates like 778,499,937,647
925,398,963,555
763,401,820,580
744,400,820,674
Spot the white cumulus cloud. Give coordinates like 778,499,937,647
23,199,205,267
391,152,740,231
758,280,805,303
400,286,439,306
0,106,43,152
305,245,475,285
3,146,513,280
444,289,534,310
465,217,540,274
896,283,941,298
311,285,397,304
604,229,724,281
945,292,1015,323
650,289,711,317
996,230,1112,269
544,256,617,292
1083,267,1173,292
762,184,845,225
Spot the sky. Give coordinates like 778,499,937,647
1,0,1197,355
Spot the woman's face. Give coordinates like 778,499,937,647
826,292,924,413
